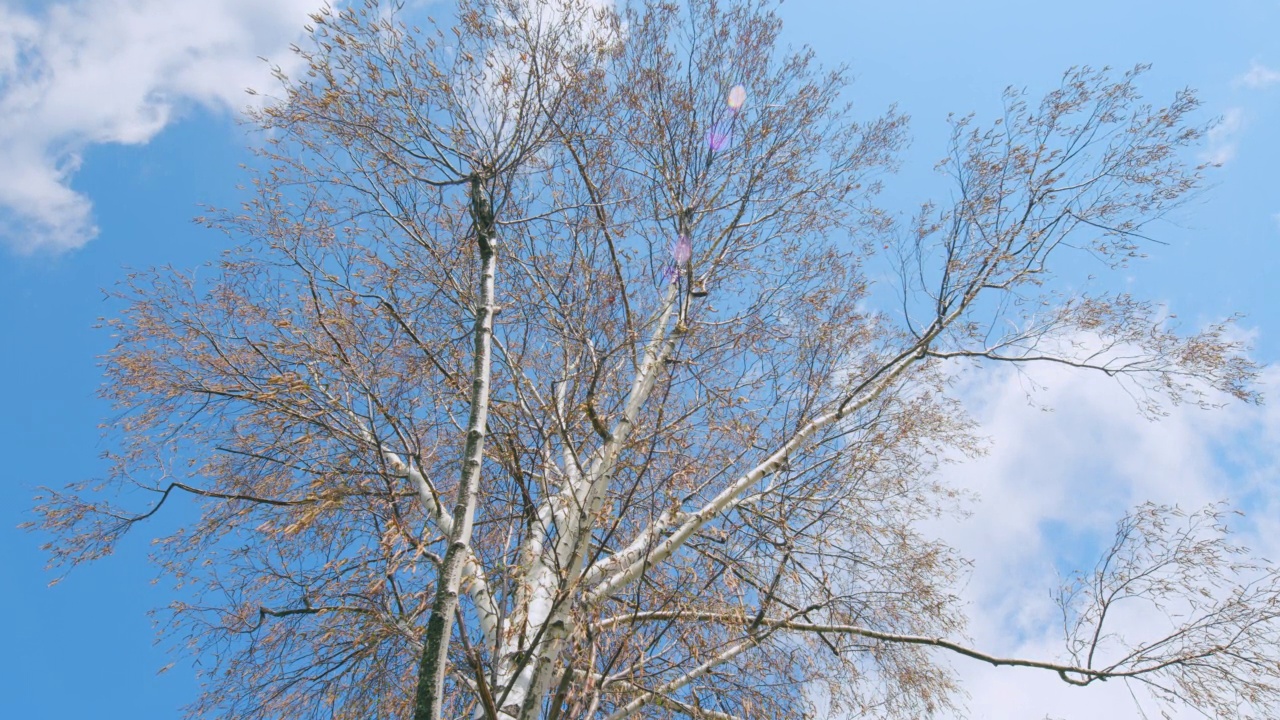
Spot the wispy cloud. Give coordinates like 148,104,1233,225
1235,60,1280,89
1200,107,1246,166
0,0,333,254
926,347,1280,718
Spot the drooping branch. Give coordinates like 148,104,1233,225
596,610,1108,686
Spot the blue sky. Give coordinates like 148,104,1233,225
1,0,1277,718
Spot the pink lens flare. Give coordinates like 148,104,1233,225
707,124,731,152
727,84,746,110
671,234,692,265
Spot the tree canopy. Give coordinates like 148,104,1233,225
34,1,1280,718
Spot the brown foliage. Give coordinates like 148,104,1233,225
32,1,1276,719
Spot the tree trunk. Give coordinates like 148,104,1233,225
413,176,499,720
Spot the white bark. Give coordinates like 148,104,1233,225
601,635,762,720
493,283,682,719
501,301,941,717
379,445,501,647
586,345,927,607
412,177,500,720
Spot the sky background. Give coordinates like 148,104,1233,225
1,0,1277,718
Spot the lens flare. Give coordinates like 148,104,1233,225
727,84,746,110
671,234,692,264
707,124,730,152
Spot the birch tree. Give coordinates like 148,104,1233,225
34,0,1280,718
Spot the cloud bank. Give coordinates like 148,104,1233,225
928,351,1280,718
0,0,332,254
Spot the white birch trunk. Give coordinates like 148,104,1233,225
493,283,682,719
412,177,499,720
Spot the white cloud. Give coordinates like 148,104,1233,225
1200,106,1246,166
0,0,334,254
924,353,1280,718
1235,60,1280,89
470,0,617,147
